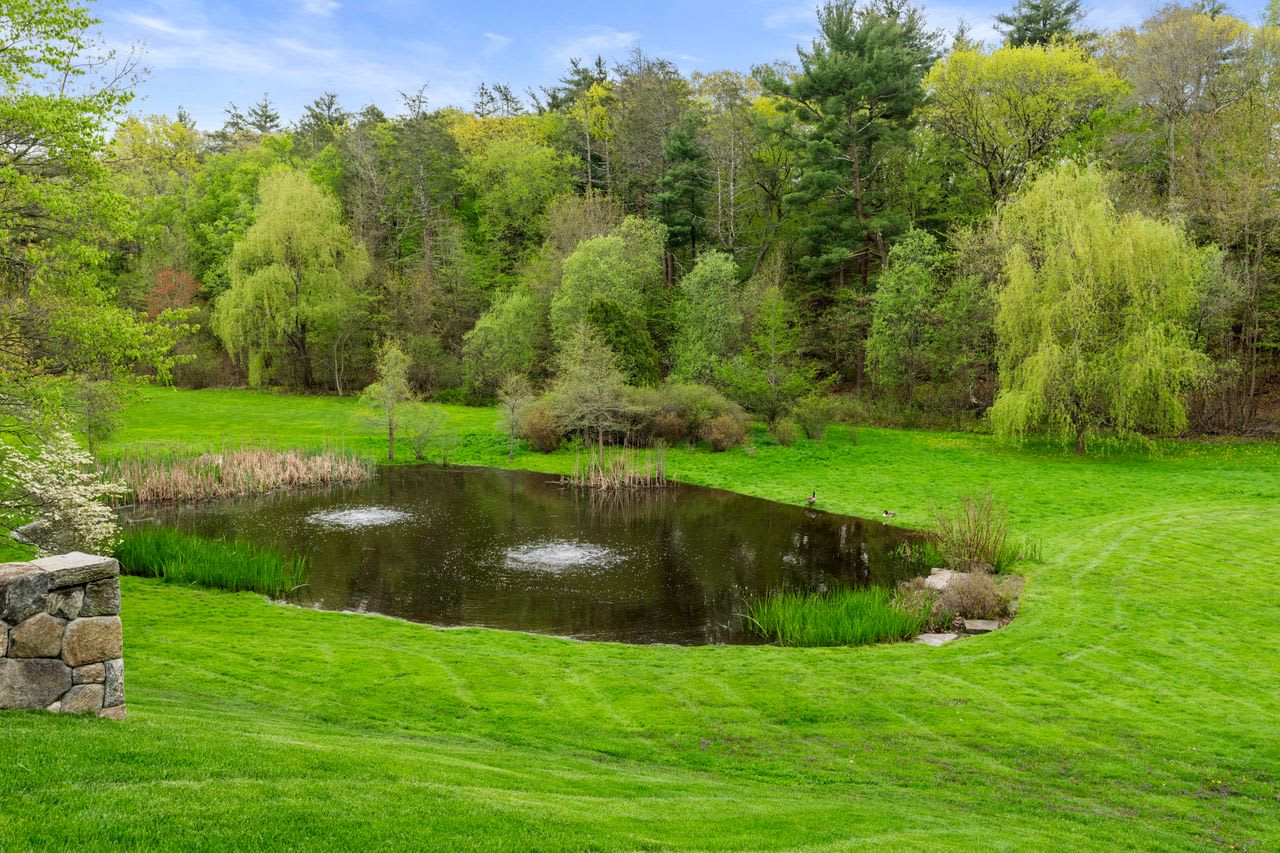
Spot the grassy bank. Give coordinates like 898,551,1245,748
1,386,1276,849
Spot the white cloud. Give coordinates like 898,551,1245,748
482,32,513,56
762,4,814,31
547,25,640,65
299,0,340,16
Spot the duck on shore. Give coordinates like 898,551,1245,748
806,490,817,507
882,510,896,518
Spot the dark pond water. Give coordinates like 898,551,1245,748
129,466,924,645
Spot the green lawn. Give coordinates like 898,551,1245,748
4,387,1278,850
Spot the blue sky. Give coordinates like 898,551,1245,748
97,0,1271,129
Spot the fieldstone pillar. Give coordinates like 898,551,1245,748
0,553,125,719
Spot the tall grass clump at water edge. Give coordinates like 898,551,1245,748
114,528,307,597
742,585,930,647
110,447,375,503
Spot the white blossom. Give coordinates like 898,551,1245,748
0,426,127,554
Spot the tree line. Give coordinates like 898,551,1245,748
5,0,1280,471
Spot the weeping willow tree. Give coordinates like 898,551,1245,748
212,167,369,388
989,163,1209,454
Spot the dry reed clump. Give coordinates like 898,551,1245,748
111,448,375,503
931,492,1010,571
564,442,668,490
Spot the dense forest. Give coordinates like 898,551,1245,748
5,0,1280,476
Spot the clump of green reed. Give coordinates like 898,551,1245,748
742,585,930,647
114,528,307,598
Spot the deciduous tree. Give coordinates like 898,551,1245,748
989,163,1209,453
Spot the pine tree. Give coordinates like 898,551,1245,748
653,113,710,258
994,0,1091,46
762,0,936,295
246,93,281,133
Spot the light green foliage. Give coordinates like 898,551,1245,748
549,216,666,343
546,323,629,443
182,141,295,297
402,402,446,461
990,163,1209,452
460,137,574,265
718,286,821,422
212,167,369,388
925,42,1122,201
462,286,546,393
0,0,190,403
496,373,535,461
866,229,993,404
671,251,743,382
361,340,416,461
115,527,306,598
744,586,929,646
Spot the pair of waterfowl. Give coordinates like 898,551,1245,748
805,490,895,517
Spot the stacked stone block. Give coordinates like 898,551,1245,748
0,552,125,719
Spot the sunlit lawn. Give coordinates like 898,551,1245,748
2,386,1277,849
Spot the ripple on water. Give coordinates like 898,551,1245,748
504,540,622,573
306,506,411,529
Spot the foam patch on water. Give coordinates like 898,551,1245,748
307,506,411,529
504,540,621,572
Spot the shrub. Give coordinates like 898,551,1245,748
521,402,562,453
769,419,799,446
701,413,747,451
938,569,1008,621
743,586,929,647
931,493,1010,571
403,404,446,461
793,395,834,441
651,410,688,446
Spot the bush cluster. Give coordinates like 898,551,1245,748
521,381,750,453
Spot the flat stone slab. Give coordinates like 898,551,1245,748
924,568,959,591
29,553,118,589
963,619,1000,634
913,632,959,646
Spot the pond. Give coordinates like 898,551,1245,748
129,466,924,645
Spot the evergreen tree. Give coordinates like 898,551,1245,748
653,113,710,257
994,0,1091,46
762,0,937,295
246,93,282,133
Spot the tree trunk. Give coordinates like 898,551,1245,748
1075,427,1086,456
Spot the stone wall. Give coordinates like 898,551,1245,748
0,552,125,719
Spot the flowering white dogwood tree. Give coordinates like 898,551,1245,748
0,427,127,554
